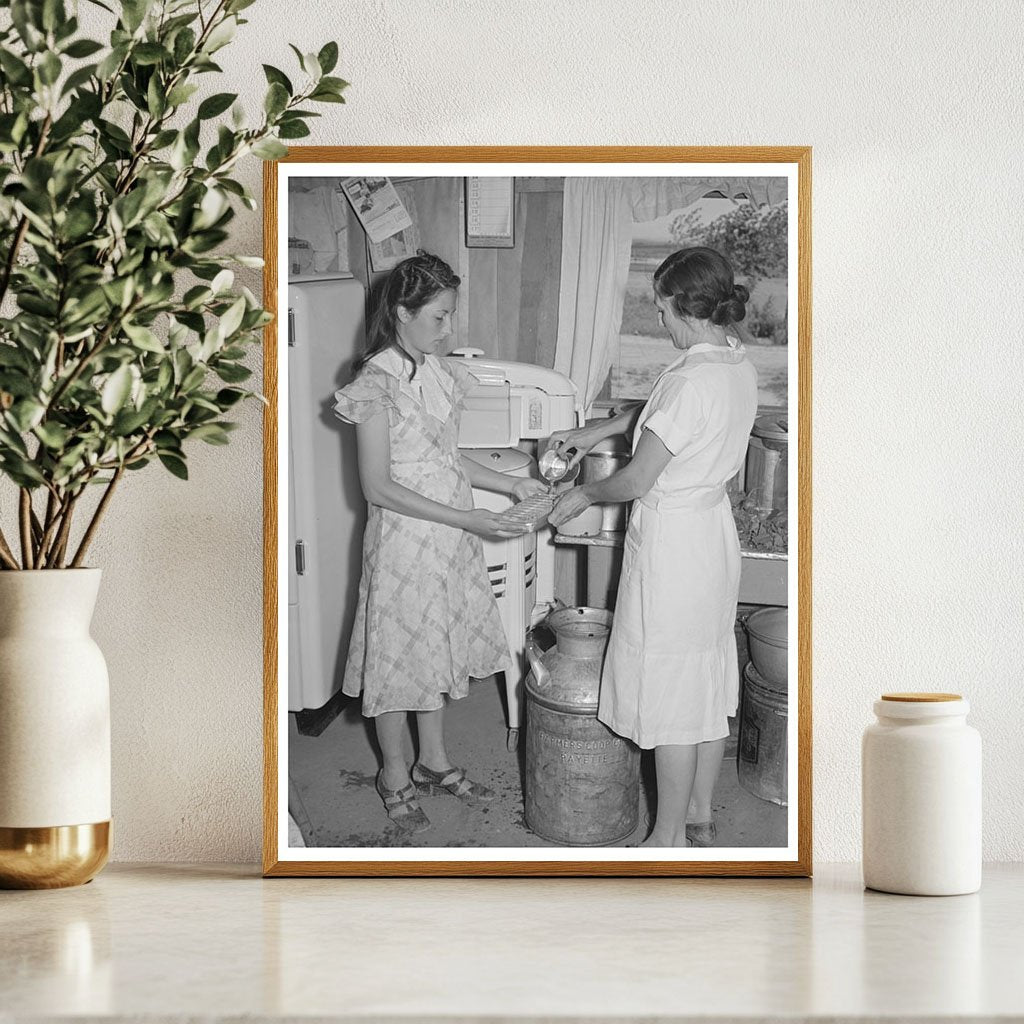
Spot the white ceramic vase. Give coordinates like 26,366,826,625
862,692,981,896
0,569,111,888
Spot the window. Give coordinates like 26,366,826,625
609,197,789,411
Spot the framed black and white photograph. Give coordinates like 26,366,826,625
263,147,811,877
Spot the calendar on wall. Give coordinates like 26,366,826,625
464,176,515,248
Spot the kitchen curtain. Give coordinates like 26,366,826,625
554,176,789,411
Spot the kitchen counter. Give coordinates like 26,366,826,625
555,530,788,606
3,862,1022,1020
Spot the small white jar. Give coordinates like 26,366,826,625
862,693,981,896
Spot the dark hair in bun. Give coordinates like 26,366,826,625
357,251,460,379
653,246,747,327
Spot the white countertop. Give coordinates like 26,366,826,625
3,862,1022,1021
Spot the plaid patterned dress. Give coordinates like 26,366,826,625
333,351,511,716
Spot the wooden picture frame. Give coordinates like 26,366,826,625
263,147,812,877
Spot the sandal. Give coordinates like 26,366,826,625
375,771,431,833
411,763,495,804
686,820,717,847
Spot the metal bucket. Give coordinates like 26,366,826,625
737,661,788,806
745,415,788,513
524,607,640,845
581,437,631,532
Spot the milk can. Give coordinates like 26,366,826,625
524,607,640,845
862,693,982,895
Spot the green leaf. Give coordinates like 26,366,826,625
38,51,63,86
0,50,33,87
181,364,206,391
0,346,30,371
228,253,263,269
182,285,211,309
63,38,104,58
210,268,233,294
309,87,346,104
215,388,247,408
0,455,46,487
112,405,152,435
60,63,98,97
158,452,188,479
96,44,127,81
132,43,169,66
121,0,155,32
262,64,292,94
10,1,44,52
203,15,236,53
189,422,230,445
173,26,196,65
166,82,199,107
218,296,246,339
264,81,288,118
214,362,251,384
149,128,177,149
250,138,287,160
9,399,46,432
317,41,339,75
198,91,237,119
17,293,59,317
123,322,164,353
156,360,173,392
34,421,70,449
277,120,310,140
101,365,133,415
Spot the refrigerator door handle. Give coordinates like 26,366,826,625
295,539,307,576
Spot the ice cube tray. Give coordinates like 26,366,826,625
498,491,556,531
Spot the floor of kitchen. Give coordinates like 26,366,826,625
288,623,788,850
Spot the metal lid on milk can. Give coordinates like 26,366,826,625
461,448,533,474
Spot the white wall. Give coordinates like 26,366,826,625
80,0,1024,862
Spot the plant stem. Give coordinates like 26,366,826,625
36,488,66,566
70,466,124,568
45,492,79,569
18,489,34,570
0,527,20,570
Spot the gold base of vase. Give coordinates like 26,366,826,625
0,821,111,889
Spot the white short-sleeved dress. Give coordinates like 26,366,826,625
333,348,511,717
597,340,758,748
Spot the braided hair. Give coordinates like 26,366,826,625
356,251,461,380
653,246,748,327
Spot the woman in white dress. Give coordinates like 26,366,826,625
549,247,758,848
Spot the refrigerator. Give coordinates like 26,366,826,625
287,275,367,712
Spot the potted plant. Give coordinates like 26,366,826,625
0,0,345,887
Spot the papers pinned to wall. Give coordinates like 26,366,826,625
338,176,413,244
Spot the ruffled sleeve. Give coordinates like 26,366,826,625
332,364,398,424
441,357,481,404
641,374,704,456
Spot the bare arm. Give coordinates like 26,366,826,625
547,401,645,469
548,428,673,527
460,455,517,496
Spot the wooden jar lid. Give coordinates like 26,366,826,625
881,692,962,702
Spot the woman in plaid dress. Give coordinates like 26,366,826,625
333,253,545,833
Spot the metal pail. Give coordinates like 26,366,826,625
737,661,788,806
